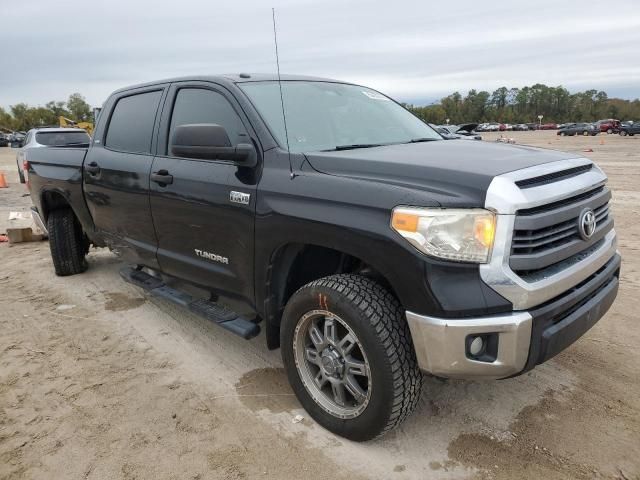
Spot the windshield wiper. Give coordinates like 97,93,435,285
327,143,387,151
408,137,440,143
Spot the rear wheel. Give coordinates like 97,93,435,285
281,274,423,441
47,208,89,276
583,130,589,136
607,128,613,134
620,130,628,136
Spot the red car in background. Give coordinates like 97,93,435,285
540,123,558,130
596,119,621,134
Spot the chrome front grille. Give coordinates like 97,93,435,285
510,186,613,275
480,158,618,311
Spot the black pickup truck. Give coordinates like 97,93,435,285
26,74,621,441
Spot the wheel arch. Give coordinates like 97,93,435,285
39,188,75,225
263,241,403,350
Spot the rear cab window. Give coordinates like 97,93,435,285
105,90,163,154
35,131,90,147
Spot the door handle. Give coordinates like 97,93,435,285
151,170,173,185
86,162,101,175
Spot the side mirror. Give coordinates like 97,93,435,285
170,123,257,167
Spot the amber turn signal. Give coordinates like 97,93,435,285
474,216,495,248
391,212,419,232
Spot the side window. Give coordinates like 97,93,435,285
105,90,162,154
168,88,248,155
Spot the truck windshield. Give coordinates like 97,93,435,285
36,131,90,147
239,81,441,153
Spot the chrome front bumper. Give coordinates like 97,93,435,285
406,310,532,379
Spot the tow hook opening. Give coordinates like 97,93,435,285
465,333,499,362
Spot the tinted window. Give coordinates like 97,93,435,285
168,88,248,153
106,90,162,153
35,131,90,146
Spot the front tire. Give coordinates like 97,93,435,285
281,274,423,441
47,208,89,276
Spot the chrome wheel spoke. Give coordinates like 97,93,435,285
305,347,320,365
346,358,368,377
331,381,347,407
309,324,325,349
338,333,356,356
314,370,327,389
345,375,367,404
324,317,337,346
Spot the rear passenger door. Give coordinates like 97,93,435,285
149,82,258,304
83,86,167,268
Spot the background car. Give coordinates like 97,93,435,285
540,123,558,130
0,133,11,147
595,119,621,134
619,122,640,136
455,123,482,139
434,125,481,140
15,127,91,183
9,131,26,147
512,124,529,131
557,123,597,136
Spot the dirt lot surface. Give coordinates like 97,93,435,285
0,131,639,480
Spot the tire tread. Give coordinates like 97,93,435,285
47,208,88,276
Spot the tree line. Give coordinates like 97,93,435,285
0,93,93,131
2,85,639,131
404,84,640,125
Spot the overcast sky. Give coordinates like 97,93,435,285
1,0,639,109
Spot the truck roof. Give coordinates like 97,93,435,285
111,73,347,95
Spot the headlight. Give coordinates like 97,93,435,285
391,207,495,263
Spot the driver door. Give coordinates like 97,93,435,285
149,82,258,303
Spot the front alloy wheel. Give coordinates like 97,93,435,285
293,310,371,419
281,274,423,441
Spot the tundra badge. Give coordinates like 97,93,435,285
230,191,250,205
195,249,229,264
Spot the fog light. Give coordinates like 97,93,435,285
469,336,484,356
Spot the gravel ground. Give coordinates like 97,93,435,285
0,131,638,480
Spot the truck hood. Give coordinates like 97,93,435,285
304,140,581,207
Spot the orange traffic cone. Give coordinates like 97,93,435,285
0,172,8,188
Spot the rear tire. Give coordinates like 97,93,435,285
620,131,628,136
607,128,613,134
281,274,423,441
47,208,89,276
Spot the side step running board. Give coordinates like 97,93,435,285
120,267,260,339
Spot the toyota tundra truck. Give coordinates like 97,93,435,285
25,74,620,441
